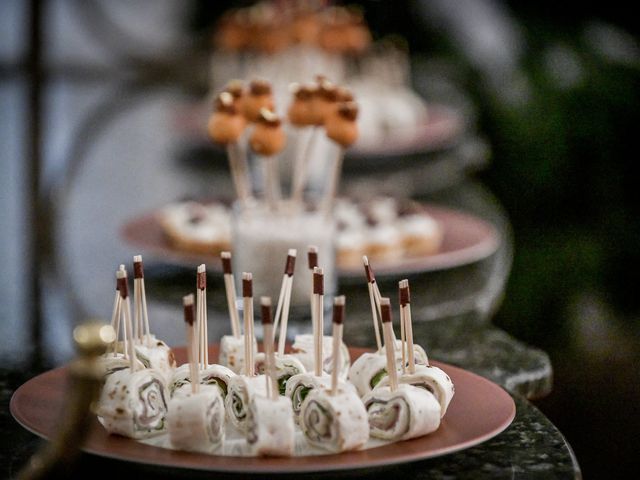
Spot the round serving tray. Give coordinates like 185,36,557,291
120,202,499,278
11,346,515,474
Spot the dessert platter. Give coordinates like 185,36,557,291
174,2,463,159
11,252,515,473
122,196,499,277
128,71,497,279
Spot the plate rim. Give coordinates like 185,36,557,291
10,347,515,474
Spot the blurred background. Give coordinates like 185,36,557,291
1,1,639,478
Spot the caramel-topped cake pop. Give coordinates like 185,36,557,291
214,10,251,52
224,79,245,111
344,8,372,54
259,23,291,54
326,101,359,148
242,80,275,123
318,7,351,54
310,76,339,126
336,86,354,103
208,92,245,145
291,13,321,45
250,108,286,156
287,83,317,127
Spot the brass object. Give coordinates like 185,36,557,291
19,321,114,480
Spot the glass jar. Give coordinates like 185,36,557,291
231,200,337,316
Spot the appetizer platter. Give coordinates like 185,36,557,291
121,198,499,277
176,3,463,160
11,252,515,473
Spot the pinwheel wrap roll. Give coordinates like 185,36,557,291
170,363,236,398
291,334,350,381
99,353,145,378
285,372,331,421
300,388,369,453
285,372,356,421
169,364,192,397
376,339,429,368
200,364,236,398
348,352,388,397
219,334,258,374
97,368,169,439
134,335,176,383
246,395,295,456
377,364,454,417
362,384,440,441
254,353,306,395
167,384,225,453
225,375,268,431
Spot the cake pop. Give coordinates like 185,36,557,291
344,8,372,54
242,80,275,123
207,92,245,145
325,101,359,147
287,83,316,127
214,10,250,52
250,108,286,156
310,76,339,126
224,79,245,111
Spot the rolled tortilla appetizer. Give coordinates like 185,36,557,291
291,334,350,381
377,339,429,368
378,364,454,417
348,352,388,397
254,353,306,395
285,372,356,421
300,387,369,452
225,374,268,431
97,368,169,439
246,395,295,456
99,352,145,378
362,383,441,441
201,364,236,398
285,372,332,421
134,335,176,383
170,363,235,398
219,334,258,374
167,384,224,453
169,364,192,397
112,336,176,382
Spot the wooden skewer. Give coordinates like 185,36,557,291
291,127,319,205
363,256,382,350
183,294,199,394
274,249,296,346
331,296,345,395
110,271,121,356
278,277,294,356
313,267,324,377
221,252,241,338
263,157,281,212
380,298,398,392
227,143,252,207
401,280,417,374
307,246,319,361
134,256,151,346
197,264,208,368
242,272,255,376
321,147,345,218
133,275,141,342
260,297,279,400
195,271,201,369
399,280,408,374
117,269,136,372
